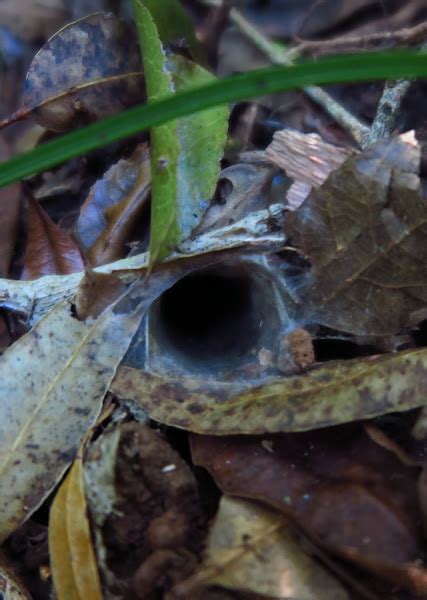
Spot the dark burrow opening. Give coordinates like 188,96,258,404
156,267,259,364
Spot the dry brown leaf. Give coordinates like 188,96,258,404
76,144,151,267
177,496,349,600
191,426,423,592
74,269,126,321
284,133,427,336
21,197,84,280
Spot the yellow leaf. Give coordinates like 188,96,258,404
50,457,103,600
66,458,103,600
49,476,79,600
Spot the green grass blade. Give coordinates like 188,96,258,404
1,50,427,188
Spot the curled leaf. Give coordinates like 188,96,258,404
111,347,427,433
1,13,145,132
76,144,151,266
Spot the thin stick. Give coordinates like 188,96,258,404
200,0,370,146
364,78,412,147
289,21,427,59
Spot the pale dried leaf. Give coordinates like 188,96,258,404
177,496,349,600
0,279,148,541
265,129,351,210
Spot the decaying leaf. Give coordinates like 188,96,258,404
74,269,126,321
191,425,423,587
265,129,351,210
21,197,84,280
177,496,349,600
284,133,427,336
0,276,153,542
111,347,427,434
0,13,145,132
76,144,151,266
133,0,228,265
50,456,102,600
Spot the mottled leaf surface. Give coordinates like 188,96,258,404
22,197,84,279
133,0,228,265
75,144,151,266
1,13,144,132
178,496,349,600
284,134,427,335
111,347,427,433
0,278,150,542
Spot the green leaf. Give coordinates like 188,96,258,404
143,0,205,65
132,0,228,265
1,51,427,189
132,0,180,264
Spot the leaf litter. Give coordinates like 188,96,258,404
2,1,427,599
0,12,145,132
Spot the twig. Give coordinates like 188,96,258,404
364,78,412,147
199,0,370,146
0,206,287,323
363,39,427,147
288,21,427,60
